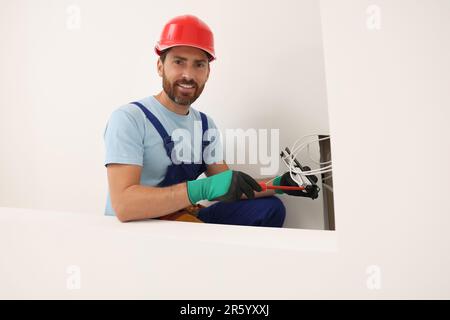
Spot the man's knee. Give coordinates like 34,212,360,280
197,196,286,227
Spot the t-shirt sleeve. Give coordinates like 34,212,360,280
203,116,224,165
103,109,144,167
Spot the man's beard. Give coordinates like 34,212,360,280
162,73,205,106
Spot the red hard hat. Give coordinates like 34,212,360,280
155,15,216,61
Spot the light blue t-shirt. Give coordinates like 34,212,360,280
103,96,223,216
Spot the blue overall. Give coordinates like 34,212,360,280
131,102,286,227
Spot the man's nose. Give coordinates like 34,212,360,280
180,65,196,81
181,72,194,81
180,74,194,81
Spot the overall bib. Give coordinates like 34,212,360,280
132,101,286,227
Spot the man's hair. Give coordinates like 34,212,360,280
159,49,171,63
159,48,212,64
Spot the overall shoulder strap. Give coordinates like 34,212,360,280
199,112,211,148
131,101,174,158
131,101,170,140
199,111,208,133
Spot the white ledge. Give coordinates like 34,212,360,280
0,206,338,252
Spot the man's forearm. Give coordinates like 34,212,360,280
115,175,276,222
115,183,192,222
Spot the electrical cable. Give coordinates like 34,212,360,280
285,135,333,187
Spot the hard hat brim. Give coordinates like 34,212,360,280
155,43,216,62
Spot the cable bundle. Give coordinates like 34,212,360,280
283,135,333,191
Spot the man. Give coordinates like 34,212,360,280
104,15,305,227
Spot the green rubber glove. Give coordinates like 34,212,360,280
186,170,263,204
272,176,284,194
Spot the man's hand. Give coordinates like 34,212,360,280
187,170,263,204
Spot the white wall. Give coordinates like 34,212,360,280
0,0,330,229
318,0,450,297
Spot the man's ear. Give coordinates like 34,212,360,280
157,58,163,77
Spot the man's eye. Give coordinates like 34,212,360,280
174,60,182,64
197,63,205,68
